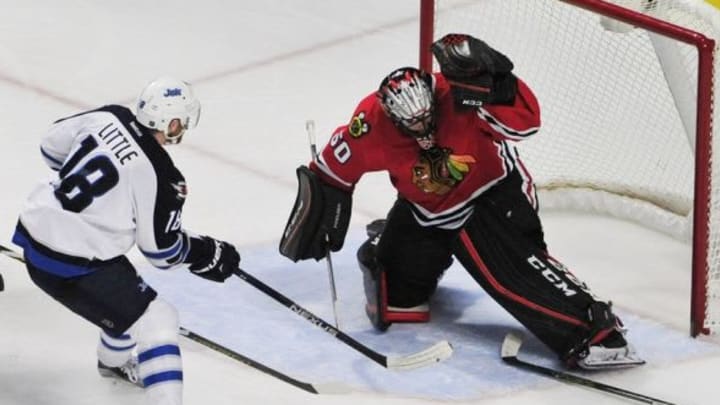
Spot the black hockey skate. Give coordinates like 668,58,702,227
97,358,143,387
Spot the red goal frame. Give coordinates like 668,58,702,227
418,0,716,336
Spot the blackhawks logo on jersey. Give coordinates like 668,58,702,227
412,147,476,195
348,112,371,138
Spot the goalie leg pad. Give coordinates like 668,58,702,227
279,166,352,262
377,199,455,306
566,302,645,369
357,202,453,330
358,239,391,332
453,175,617,358
358,237,430,331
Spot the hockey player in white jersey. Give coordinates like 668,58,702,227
11,77,239,405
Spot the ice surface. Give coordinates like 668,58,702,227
0,1,718,405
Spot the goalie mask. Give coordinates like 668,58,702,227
377,67,436,144
136,76,201,144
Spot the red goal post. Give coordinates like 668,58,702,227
419,0,718,336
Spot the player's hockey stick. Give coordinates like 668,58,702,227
501,332,675,405
305,119,340,329
179,327,349,394
233,267,453,370
0,244,347,394
0,243,23,294
0,244,23,262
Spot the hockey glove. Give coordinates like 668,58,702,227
279,166,352,262
431,33,517,107
187,237,240,282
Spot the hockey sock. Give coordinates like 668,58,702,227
135,298,183,405
97,330,136,368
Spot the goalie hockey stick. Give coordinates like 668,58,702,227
179,327,349,394
0,244,346,394
501,332,675,405
233,267,454,370
305,119,340,329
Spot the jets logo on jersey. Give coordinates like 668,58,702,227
171,181,187,200
411,147,476,195
348,112,371,138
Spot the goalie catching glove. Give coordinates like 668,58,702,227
431,33,518,107
279,165,352,261
185,236,240,282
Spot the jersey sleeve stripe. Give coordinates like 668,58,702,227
140,238,182,259
140,234,189,269
477,107,539,140
498,140,516,174
315,154,354,188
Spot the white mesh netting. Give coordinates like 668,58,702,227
430,0,720,333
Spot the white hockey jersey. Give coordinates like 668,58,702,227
13,105,192,276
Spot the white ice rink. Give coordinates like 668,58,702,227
1,1,719,404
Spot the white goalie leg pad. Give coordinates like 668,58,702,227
97,330,137,368
133,298,183,405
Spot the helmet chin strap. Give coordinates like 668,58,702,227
162,131,184,145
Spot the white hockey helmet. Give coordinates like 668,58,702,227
136,76,201,144
377,67,436,140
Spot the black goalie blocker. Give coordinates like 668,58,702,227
280,166,352,262
431,33,518,107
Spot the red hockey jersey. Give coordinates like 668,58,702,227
311,73,541,229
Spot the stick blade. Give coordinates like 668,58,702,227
501,332,524,359
386,340,454,370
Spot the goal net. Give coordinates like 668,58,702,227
419,0,719,336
